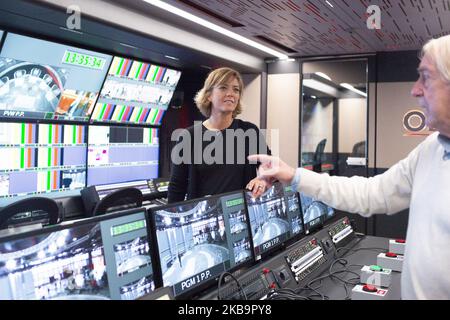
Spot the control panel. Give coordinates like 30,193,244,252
327,217,355,248
216,270,275,300
285,238,326,283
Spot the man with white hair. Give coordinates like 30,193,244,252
249,34,450,299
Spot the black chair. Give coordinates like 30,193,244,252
92,187,143,216
0,197,61,230
312,138,327,172
352,141,366,157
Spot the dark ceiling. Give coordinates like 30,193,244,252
154,0,450,57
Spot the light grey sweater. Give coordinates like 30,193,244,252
293,132,450,299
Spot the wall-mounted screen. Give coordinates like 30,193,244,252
90,56,181,125
87,125,159,186
149,191,252,298
0,208,155,300
0,33,112,122
300,193,335,234
0,122,86,206
245,183,304,260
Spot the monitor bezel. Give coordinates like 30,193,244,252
147,190,255,300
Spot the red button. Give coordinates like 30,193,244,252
270,283,277,289
362,285,378,293
386,252,398,258
395,239,405,243
262,268,270,274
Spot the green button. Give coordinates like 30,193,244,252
370,265,382,272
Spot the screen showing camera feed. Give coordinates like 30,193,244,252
152,192,252,297
0,33,112,121
90,56,181,125
246,183,304,259
0,210,155,300
0,122,86,206
300,193,335,233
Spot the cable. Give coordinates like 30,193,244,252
266,288,309,300
217,271,247,300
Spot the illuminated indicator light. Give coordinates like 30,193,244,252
370,265,383,272
386,252,398,258
362,284,378,292
395,239,406,243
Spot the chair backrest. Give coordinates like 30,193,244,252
92,187,143,216
352,141,366,157
313,139,327,163
0,197,61,229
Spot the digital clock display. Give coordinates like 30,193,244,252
62,50,106,70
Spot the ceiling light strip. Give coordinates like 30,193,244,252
142,0,289,59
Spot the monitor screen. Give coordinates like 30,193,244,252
300,193,335,234
0,33,112,122
149,191,252,298
0,122,86,206
245,183,304,260
87,125,159,186
90,56,181,125
0,208,155,300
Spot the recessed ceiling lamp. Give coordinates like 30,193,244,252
142,0,289,60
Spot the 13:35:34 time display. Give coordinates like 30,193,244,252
62,50,106,70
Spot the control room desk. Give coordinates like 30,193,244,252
318,235,402,300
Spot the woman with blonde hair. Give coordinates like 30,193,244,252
168,67,269,203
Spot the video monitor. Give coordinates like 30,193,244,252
0,208,156,300
0,122,87,206
90,56,181,125
300,193,335,234
245,183,304,260
149,191,252,298
0,33,112,122
87,125,159,186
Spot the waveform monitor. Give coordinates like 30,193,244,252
90,56,181,125
87,125,159,186
0,208,155,300
0,33,112,122
300,193,335,234
148,191,252,298
0,122,86,206
245,183,304,260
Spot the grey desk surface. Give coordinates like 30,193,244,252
312,235,402,300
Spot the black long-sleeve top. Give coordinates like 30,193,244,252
168,119,270,203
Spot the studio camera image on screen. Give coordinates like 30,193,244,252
300,193,335,233
246,183,304,258
0,210,155,300
151,191,252,297
0,33,112,122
